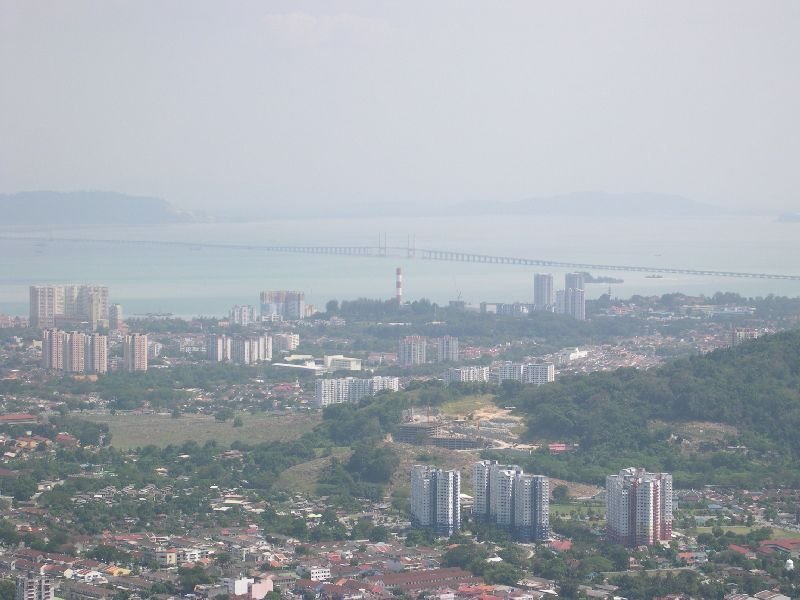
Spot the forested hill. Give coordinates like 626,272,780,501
0,191,190,226
506,329,800,486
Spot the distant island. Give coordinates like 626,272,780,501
579,271,624,284
777,212,800,223
452,191,733,218
217,190,736,220
0,191,193,227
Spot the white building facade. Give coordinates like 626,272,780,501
411,465,461,537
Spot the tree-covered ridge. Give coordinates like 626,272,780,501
505,330,800,486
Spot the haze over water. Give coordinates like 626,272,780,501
2,213,798,317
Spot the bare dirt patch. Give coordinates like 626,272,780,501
649,420,739,454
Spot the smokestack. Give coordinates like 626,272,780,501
396,267,403,305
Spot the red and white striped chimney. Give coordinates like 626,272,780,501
396,267,403,305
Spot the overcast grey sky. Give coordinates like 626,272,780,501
1,1,798,212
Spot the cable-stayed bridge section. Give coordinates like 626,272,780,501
5,235,800,281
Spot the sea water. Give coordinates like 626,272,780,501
1,214,798,317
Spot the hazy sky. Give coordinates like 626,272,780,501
2,1,799,212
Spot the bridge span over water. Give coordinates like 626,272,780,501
6,235,800,282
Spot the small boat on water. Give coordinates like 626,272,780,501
645,274,664,279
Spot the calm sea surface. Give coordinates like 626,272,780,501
1,214,798,317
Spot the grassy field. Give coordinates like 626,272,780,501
274,447,351,495
439,394,496,417
84,412,320,449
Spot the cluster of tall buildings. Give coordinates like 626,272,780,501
410,461,551,541
410,463,673,546
206,333,272,365
29,284,114,330
473,460,550,542
42,329,108,374
533,273,586,321
41,331,147,373
399,336,459,366
259,291,306,321
314,376,400,407
606,467,673,547
410,465,462,537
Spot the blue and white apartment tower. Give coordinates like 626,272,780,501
410,465,461,537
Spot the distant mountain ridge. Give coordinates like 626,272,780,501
1,189,735,224
0,191,191,226
226,190,732,219
452,191,732,217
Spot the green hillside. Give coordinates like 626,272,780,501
499,329,800,488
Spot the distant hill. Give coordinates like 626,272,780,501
506,329,800,487
454,191,731,217
216,191,731,220
0,191,192,226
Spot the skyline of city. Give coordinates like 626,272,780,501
3,2,799,598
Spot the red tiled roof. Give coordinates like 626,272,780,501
370,568,483,591
0,413,37,422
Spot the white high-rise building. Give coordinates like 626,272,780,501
62,331,86,373
533,274,555,311
16,574,54,600
77,285,109,330
444,366,490,385
228,334,271,365
606,467,673,547
490,464,523,527
399,335,427,366
109,304,124,330
314,376,400,407
86,333,108,374
411,465,461,537
124,334,148,372
472,460,550,542
522,363,555,385
436,336,459,363
732,327,761,346
206,333,231,362
42,329,64,370
514,474,550,542
563,273,586,321
490,362,524,384
229,305,258,326
30,286,63,329
371,376,400,394
272,333,300,352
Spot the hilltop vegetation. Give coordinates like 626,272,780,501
499,330,800,487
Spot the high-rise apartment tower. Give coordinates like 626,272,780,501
533,274,555,312
606,467,673,547
411,465,461,537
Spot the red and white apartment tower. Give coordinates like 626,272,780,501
606,467,673,547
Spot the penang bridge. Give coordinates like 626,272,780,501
7,235,800,281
